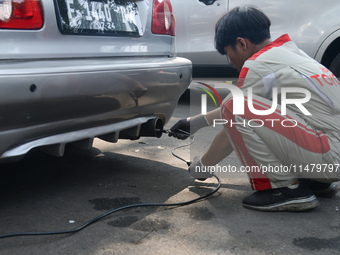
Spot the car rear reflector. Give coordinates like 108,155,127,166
152,0,176,36
0,0,43,29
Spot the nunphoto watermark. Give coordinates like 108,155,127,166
195,79,312,129
194,163,340,175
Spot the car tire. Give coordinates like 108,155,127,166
329,53,340,78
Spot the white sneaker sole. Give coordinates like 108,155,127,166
243,195,320,212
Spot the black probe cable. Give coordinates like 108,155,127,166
0,131,221,239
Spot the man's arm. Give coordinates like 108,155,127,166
204,107,222,126
188,128,233,179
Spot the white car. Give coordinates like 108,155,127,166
173,0,340,78
0,0,191,162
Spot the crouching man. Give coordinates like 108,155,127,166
170,6,340,212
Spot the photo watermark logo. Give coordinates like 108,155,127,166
198,81,312,128
197,82,222,115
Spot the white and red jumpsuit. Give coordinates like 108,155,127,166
221,34,340,190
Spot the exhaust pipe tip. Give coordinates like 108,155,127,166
140,118,164,138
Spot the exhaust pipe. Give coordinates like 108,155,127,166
139,118,164,138
119,118,164,140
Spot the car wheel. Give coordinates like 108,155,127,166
329,53,340,78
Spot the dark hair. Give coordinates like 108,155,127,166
215,6,271,54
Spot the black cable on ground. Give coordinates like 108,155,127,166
0,175,221,239
1,131,219,239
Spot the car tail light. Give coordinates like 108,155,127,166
152,0,176,36
0,0,43,29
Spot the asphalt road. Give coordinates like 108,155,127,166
0,79,340,255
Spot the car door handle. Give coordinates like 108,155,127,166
199,0,217,5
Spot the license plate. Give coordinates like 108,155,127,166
55,0,143,36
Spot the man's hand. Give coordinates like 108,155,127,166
169,114,210,140
189,156,214,180
169,118,191,139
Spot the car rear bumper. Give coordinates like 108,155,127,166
0,56,192,161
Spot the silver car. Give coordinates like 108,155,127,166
173,0,340,77
0,0,192,162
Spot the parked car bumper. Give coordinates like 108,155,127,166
0,56,192,161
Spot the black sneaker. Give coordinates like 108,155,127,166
242,182,320,212
305,180,339,198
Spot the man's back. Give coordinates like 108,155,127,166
240,34,340,135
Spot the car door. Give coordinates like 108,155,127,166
173,0,228,70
